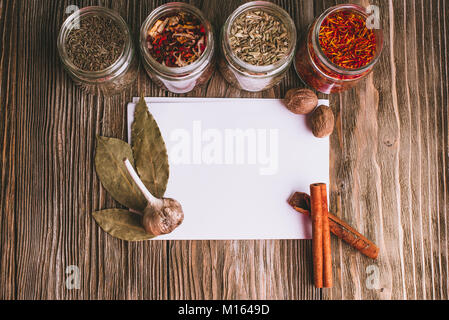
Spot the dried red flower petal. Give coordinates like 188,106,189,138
318,10,376,70
147,12,207,67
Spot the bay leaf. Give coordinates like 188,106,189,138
95,136,147,212
92,209,154,241
131,96,169,198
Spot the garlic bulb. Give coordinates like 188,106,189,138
124,159,184,236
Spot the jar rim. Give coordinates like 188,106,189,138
222,1,297,74
139,2,214,77
57,6,133,79
311,4,384,76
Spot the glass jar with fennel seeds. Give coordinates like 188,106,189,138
139,2,215,94
219,1,297,92
58,7,139,96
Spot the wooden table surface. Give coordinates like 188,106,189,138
1,0,448,300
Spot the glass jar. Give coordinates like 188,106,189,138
139,3,215,94
295,4,383,94
219,1,297,92
57,6,139,96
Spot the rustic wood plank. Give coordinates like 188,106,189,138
423,0,439,299
402,0,425,300
397,0,429,300
388,0,410,299
431,1,449,299
0,0,17,300
415,0,438,299
441,0,449,297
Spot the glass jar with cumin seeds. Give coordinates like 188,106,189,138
294,4,384,94
219,1,297,92
139,3,215,94
58,7,139,96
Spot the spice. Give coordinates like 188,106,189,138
284,88,318,115
318,10,376,69
140,3,215,94
288,192,379,260
310,184,324,288
66,16,125,71
220,2,296,91
229,10,290,66
319,184,333,288
309,183,333,288
309,105,335,138
146,12,206,67
303,184,333,289
295,5,383,94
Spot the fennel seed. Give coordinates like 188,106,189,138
229,10,290,66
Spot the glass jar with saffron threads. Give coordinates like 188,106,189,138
139,3,215,94
58,7,139,96
219,1,297,92
295,4,383,94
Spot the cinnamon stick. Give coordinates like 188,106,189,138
319,184,333,288
288,192,379,260
310,184,324,288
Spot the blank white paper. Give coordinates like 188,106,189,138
127,97,329,240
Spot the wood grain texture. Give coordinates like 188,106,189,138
326,0,449,300
0,0,17,301
0,0,447,300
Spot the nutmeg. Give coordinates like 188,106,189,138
284,88,318,115
309,105,335,138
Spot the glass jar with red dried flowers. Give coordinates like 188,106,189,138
140,3,215,94
295,4,384,94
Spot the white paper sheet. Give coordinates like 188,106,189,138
127,98,329,240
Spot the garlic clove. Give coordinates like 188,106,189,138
143,198,184,235
123,158,184,236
